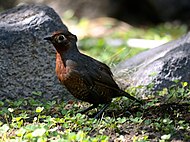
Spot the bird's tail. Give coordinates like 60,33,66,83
119,89,142,104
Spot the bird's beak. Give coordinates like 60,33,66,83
44,36,52,41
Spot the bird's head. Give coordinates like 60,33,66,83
44,30,78,53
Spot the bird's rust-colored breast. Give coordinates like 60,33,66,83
55,52,90,101
55,53,67,82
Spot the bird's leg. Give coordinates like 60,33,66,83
79,104,98,114
94,103,110,119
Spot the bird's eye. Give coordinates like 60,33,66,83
56,35,67,43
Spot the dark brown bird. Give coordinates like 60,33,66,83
44,30,141,118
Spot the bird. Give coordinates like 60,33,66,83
44,30,142,118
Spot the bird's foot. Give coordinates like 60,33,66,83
93,103,110,119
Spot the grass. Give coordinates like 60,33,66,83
73,19,188,66
0,81,190,141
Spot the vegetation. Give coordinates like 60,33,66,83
0,81,189,141
79,22,187,66
69,16,187,66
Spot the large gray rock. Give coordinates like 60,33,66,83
113,32,190,92
0,4,71,100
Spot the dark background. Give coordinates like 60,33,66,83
1,0,190,26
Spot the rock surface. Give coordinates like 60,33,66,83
0,4,71,100
113,32,190,92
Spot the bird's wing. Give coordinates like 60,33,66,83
79,55,120,90
93,60,120,89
